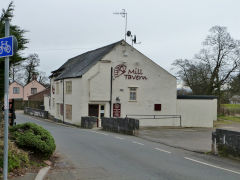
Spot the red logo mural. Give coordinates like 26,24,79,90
114,64,127,78
113,64,147,80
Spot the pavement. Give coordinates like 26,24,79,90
10,173,37,180
12,112,240,180
137,121,240,153
217,122,240,132
137,127,213,153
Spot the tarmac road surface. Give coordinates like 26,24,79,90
16,113,240,180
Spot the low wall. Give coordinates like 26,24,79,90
212,129,240,157
102,117,139,135
24,107,48,119
81,116,98,129
177,99,217,127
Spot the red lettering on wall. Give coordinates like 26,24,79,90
114,64,147,80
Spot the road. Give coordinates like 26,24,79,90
15,113,240,180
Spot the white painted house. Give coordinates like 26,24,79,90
46,40,217,128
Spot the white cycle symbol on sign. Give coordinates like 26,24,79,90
0,41,11,54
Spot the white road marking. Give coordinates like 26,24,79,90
184,157,240,175
154,148,171,154
132,141,144,146
114,136,125,140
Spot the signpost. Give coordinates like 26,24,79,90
1,18,14,180
0,36,13,58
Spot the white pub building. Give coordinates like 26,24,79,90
46,40,217,128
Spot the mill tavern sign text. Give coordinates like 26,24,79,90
114,64,147,80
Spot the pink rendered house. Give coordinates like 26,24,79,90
9,80,46,101
9,81,24,100
23,80,46,100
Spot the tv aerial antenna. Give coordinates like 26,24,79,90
113,9,127,41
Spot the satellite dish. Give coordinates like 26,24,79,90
133,35,136,44
127,31,131,37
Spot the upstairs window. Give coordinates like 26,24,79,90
13,87,20,94
56,82,59,94
129,87,137,101
31,88,37,95
66,81,72,94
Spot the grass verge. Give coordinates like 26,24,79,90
218,115,240,123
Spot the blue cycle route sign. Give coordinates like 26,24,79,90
0,36,13,58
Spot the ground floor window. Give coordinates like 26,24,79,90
57,103,64,116
66,104,72,120
60,104,64,116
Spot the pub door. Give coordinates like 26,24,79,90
88,104,99,127
88,104,105,127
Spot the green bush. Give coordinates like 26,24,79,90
10,123,56,158
0,141,29,172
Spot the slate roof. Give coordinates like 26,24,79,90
177,95,217,100
52,40,122,80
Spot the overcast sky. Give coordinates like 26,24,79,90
2,0,240,77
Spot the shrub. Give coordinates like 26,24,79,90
10,123,56,158
0,141,29,172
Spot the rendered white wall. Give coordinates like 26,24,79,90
103,43,177,126
212,99,217,121
177,99,217,128
44,95,50,112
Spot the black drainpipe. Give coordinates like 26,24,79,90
110,67,113,117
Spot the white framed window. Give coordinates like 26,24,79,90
13,87,20,94
129,87,137,101
65,104,72,120
56,82,59,94
66,81,72,94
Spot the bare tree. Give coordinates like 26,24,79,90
10,62,24,83
172,26,240,106
172,59,210,95
38,71,49,86
23,53,40,84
